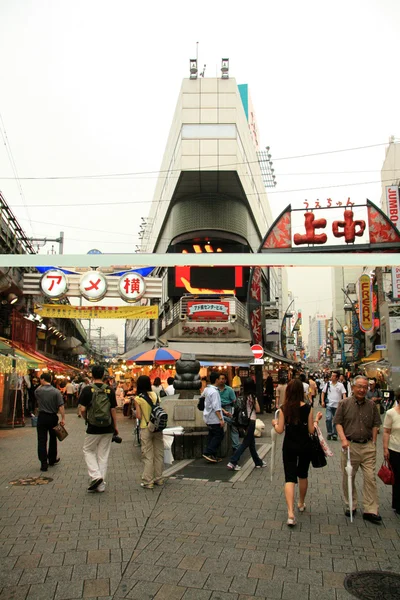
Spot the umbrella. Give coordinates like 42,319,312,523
270,409,280,482
126,347,181,365
345,446,354,522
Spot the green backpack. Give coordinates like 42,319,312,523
87,384,112,427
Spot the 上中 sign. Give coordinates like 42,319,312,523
40,269,68,300
118,273,146,303
79,271,108,302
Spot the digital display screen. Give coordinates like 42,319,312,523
191,268,235,289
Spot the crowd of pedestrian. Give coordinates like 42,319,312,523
33,364,400,529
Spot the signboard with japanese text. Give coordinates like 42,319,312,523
118,273,146,303
79,271,108,302
389,304,400,341
385,186,400,228
35,304,158,320
23,272,162,302
187,301,229,321
357,274,373,333
40,269,68,300
392,266,400,300
261,199,400,253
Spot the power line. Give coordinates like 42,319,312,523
0,141,389,181
0,112,34,232
8,176,396,209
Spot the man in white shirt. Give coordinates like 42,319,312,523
202,371,225,463
322,371,346,441
165,377,175,396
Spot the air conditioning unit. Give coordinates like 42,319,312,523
179,314,187,321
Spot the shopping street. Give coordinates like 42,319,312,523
0,409,400,600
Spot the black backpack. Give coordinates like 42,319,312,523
233,395,252,429
141,393,168,432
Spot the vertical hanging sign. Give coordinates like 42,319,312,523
357,274,373,333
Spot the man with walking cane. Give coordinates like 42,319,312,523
334,375,382,523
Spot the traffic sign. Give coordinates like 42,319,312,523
251,344,264,359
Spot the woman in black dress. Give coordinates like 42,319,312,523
272,378,322,526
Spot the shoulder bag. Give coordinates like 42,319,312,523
309,429,327,468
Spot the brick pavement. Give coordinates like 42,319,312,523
0,409,399,599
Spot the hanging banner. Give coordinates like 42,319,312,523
264,308,279,342
388,304,400,341
357,274,373,333
392,266,400,300
35,304,159,319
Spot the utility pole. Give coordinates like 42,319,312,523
29,232,64,254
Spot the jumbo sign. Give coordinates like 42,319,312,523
357,274,373,333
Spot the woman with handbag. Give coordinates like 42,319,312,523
272,378,323,526
134,375,164,489
227,378,267,471
383,388,400,513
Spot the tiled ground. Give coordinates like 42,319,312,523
0,408,399,599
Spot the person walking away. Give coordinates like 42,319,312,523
299,374,310,404
272,379,323,526
227,377,267,470
321,371,346,440
165,377,175,396
308,376,317,407
35,373,66,472
334,375,382,523
218,373,240,452
65,379,75,408
264,375,274,413
203,371,226,463
134,375,164,488
383,388,400,514
79,365,118,493
275,377,287,409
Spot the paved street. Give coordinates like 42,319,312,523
1,409,399,600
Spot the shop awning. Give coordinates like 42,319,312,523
264,348,295,365
0,337,41,368
361,351,383,363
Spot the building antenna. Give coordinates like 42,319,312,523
196,41,198,63
200,64,206,77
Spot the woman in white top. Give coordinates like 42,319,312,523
383,388,400,513
227,378,267,471
151,377,165,397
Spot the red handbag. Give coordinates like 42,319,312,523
378,459,395,485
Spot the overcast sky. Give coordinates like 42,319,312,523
0,0,399,345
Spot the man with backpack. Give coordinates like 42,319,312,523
79,365,118,493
